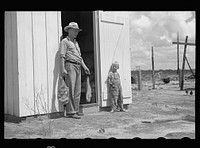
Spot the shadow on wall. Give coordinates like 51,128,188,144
106,64,113,107
51,41,64,113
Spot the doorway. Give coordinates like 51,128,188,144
61,11,97,106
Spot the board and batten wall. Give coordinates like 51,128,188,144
4,11,63,117
97,11,132,107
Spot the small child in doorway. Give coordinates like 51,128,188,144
108,61,127,112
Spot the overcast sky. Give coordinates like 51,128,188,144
128,11,196,70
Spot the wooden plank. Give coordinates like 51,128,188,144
185,56,195,77
5,12,14,115
32,11,48,114
17,12,35,116
120,17,132,104
4,12,9,114
101,13,124,25
11,11,20,116
57,11,63,111
57,11,62,41
152,46,155,89
177,32,181,87
93,11,101,106
45,11,62,113
172,41,195,46
180,36,188,90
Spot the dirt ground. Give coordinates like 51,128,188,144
4,80,195,139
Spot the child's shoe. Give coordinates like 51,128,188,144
110,109,115,113
120,109,127,112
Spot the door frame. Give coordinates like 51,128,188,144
79,11,103,109
93,11,101,107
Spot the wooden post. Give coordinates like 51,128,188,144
180,36,188,90
136,66,142,90
152,46,155,89
177,32,181,87
177,32,179,74
172,42,195,46
172,35,195,89
185,56,195,77
138,69,142,90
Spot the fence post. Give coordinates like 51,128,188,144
136,66,142,90
152,46,155,89
180,36,188,90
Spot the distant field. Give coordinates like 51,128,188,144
131,69,195,82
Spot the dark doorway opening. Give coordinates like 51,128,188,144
61,11,97,105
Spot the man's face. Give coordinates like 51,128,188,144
68,28,79,38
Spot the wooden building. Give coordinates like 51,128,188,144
4,11,132,117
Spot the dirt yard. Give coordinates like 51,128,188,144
4,80,195,139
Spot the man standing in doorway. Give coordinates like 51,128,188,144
60,22,90,119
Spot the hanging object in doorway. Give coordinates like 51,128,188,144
85,76,92,102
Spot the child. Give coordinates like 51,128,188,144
108,61,126,112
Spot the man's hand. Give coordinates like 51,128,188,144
84,67,90,75
61,68,68,76
81,59,90,75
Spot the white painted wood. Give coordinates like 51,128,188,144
56,11,64,112
5,12,18,115
4,11,20,116
56,11,63,112
5,11,63,117
45,11,62,113
5,11,131,116
98,11,132,107
5,12,14,115
121,17,132,104
16,12,35,116
4,12,9,114
32,12,48,114
93,11,101,106
57,11,62,42
11,11,20,116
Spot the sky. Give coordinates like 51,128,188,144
128,11,196,70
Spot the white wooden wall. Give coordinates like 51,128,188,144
5,11,132,116
98,11,132,107
4,12,19,116
4,11,62,117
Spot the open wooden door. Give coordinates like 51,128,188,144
96,11,132,107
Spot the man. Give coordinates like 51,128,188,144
60,22,90,119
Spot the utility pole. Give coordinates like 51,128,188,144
172,35,195,90
177,32,181,87
180,36,188,90
152,46,155,89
